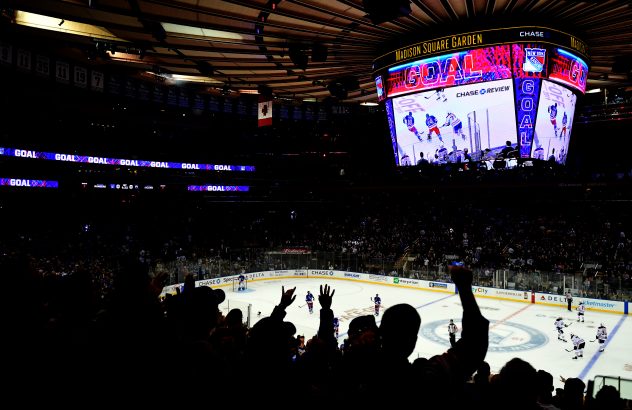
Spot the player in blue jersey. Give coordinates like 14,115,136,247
426,113,443,142
403,112,423,141
548,103,558,137
560,112,568,140
305,290,314,314
443,112,466,140
373,294,382,316
237,273,246,291
333,317,340,339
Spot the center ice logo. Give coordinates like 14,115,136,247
421,319,547,352
523,48,546,73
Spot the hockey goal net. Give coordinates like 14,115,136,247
232,277,248,292
219,299,252,328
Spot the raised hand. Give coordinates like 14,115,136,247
449,265,473,290
280,285,297,308
318,284,335,310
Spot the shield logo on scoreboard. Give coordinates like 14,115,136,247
523,48,546,73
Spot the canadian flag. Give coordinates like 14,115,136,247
258,95,273,127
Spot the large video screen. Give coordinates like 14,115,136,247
379,42,587,167
531,80,577,164
548,48,588,94
387,45,512,98
391,79,517,165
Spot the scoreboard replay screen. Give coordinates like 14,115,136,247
373,27,588,167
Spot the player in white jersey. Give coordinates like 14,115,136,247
570,334,585,359
533,144,544,160
596,324,607,352
576,301,585,322
400,154,412,166
555,317,567,342
443,112,466,140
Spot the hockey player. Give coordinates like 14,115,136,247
555,317,568,342
373,294,382,316
436,88,447,102
576,301,585,322
548,103,558,137
560,112,568,139
238,273,246,291
596,323,607,352
305,290,314,314
533,144,544,160
448,319,459,347
570,333,585,359
425,113,443,142
403,112,423,141
400,154,412,166
443,112,466,140
333,317,340,339
436,145,449,163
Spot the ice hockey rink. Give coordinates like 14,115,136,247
224,277,631,390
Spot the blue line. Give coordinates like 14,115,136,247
578,315,628,381
337,293,455,339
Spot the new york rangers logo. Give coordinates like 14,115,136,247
523,48,546,73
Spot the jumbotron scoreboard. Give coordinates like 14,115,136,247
372,26,589,166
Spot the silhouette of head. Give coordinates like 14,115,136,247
380,304,421,359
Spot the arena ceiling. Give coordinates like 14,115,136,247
3,0,632,102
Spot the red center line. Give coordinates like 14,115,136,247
489,303,533,330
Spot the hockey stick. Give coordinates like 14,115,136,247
298,304,305,308
565,348,574,353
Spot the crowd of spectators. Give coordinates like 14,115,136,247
4,253,628,408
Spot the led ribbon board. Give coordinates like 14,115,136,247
0,147,255,172
187,185,250,192
0,178,59,188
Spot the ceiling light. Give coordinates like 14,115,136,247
239,89,259,94
586,88,602,94
161,22,243,40
170,74,221,84
15,11,127,42
360,102,378,106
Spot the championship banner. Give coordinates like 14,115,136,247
258,95,273,127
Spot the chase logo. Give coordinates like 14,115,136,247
421,319,547,352
523,48,546,73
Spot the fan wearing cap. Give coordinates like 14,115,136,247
570,333,585,359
